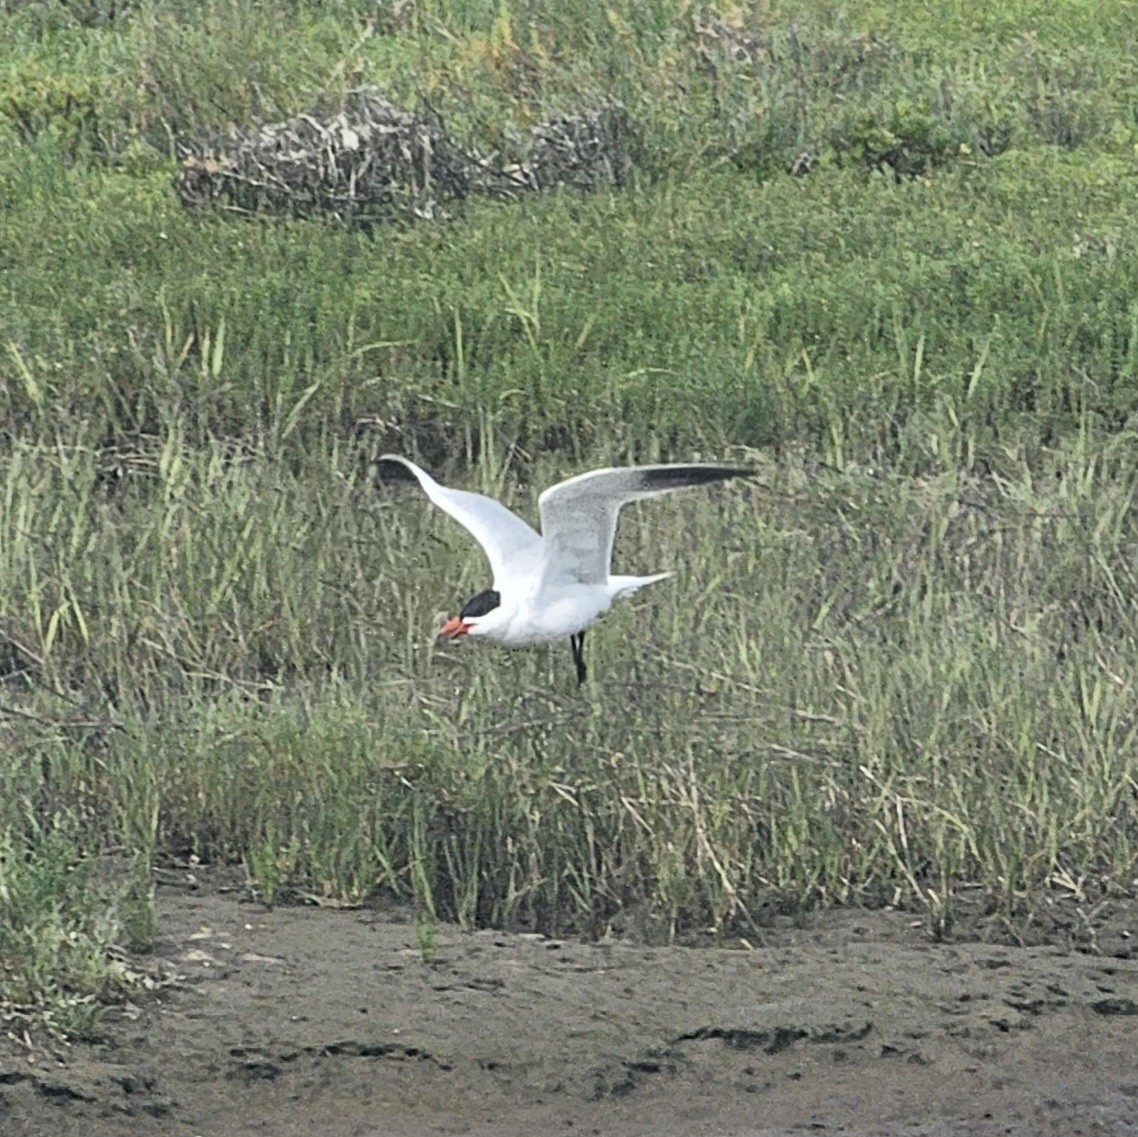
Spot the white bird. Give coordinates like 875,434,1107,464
378,455,752,683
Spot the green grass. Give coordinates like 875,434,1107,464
3,432,1136,935
1,0,1138,1035
0,809,152,1038
4,150,1137,459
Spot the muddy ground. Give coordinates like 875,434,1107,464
3,878,1138,1137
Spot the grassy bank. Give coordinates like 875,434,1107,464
2,0,1138,1034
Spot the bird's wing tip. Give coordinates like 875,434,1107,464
375,454,421,484
638,464,755,489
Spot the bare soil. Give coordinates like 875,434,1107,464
3,879,1138,1137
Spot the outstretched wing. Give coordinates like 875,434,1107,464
377,455,541,587
537,464,752,586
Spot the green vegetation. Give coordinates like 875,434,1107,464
2,0,1137,1034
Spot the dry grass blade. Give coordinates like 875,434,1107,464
177,89,636,226
177,90,471,224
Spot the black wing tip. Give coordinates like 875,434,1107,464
640,464,755,489
375,456,419,485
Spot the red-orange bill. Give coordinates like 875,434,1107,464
437,616,469,639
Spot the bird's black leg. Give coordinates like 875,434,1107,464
570,632,588,685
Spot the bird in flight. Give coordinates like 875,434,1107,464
378,456,752,683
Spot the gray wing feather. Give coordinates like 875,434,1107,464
537,464,751,586
378,455,541,586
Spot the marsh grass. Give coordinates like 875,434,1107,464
2,0,1138,1035
0,811,140,1039
2,428,1136,953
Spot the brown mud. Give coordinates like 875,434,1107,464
3,879,1138,1137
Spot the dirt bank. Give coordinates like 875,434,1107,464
3,882,1137,1136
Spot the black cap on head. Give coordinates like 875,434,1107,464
459,589,501,619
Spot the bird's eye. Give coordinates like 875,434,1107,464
459,589,501,619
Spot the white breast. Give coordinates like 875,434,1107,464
490,583,615,646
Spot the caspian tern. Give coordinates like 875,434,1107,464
378,455,752,683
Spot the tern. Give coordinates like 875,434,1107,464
378,455,752,683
